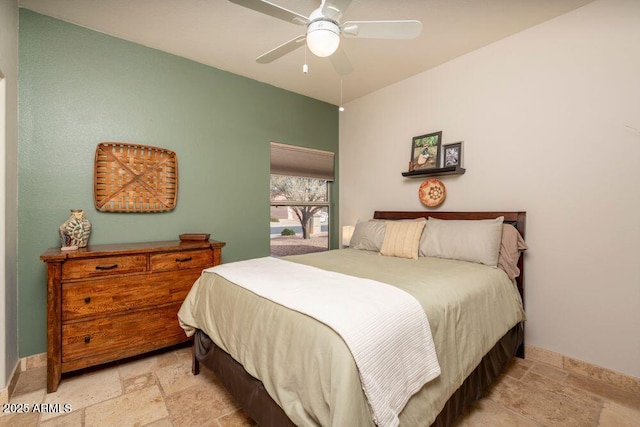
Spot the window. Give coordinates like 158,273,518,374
269,143,334,257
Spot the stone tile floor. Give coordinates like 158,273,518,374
1,345,638,426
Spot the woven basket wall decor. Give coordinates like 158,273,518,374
94,143,178,213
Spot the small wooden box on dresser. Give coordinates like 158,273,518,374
40,239,225,393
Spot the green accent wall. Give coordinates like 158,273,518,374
18,10,339,357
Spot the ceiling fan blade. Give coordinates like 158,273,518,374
328,0,353,13
321,0,353,20
229,0,309,25
330,45,353,76
341,20,423,39
256,35,306,64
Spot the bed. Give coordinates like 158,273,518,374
178,211,527,426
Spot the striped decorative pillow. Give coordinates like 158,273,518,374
379,219,426,259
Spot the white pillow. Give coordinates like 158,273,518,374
349,220,386,251
420,217,504,267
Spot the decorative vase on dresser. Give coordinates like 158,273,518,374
59,209,92,250
40,239,225,393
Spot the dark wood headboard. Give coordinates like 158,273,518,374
373,211,526,306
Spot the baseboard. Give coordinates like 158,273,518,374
20,352,46,371
0,352,46,403
0,359,20,405
525,344,640,396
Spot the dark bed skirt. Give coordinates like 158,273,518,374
432,322,524,426
192,322,524,427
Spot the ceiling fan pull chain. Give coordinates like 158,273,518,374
303,45,309,74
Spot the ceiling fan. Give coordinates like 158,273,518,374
229,0,423,75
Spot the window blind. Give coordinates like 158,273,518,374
270,142,335,181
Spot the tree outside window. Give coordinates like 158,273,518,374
270,175,328,240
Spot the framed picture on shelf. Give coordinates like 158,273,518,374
443,142,463,167
410,131,442,170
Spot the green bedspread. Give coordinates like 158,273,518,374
178,249,525,426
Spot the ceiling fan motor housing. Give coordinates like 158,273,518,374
306,19,341,57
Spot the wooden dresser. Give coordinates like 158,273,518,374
40,239,225,392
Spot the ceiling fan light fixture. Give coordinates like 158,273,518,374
306,20,340,57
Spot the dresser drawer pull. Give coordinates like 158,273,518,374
84,336,91,344
175,256,193,263
95,264,118,270
84,297,91,304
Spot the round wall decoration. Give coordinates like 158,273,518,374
419,178,446,207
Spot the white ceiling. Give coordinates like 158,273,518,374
18,0,595,105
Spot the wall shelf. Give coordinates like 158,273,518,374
402,165,466,178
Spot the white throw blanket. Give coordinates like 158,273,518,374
204,257,441,427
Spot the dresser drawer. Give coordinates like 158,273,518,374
62,255,147,280
62,269,202,321
150,249,213,272
61,303,187,363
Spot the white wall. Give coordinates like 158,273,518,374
340,0,640,378
0,0,19,388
